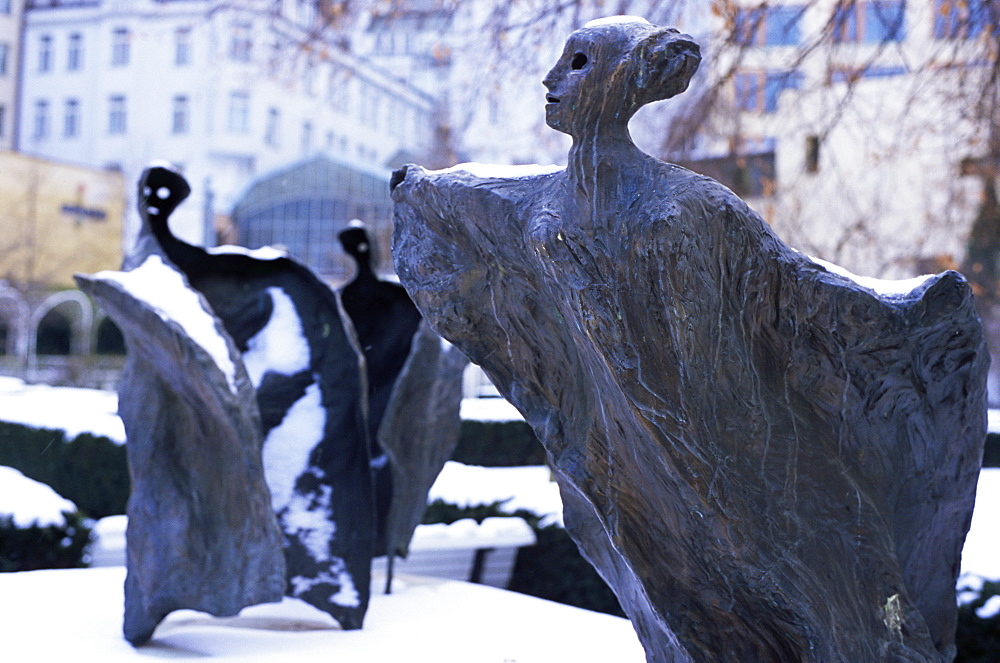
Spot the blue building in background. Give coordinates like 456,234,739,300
232,155,395,283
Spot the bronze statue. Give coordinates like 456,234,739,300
391,17,987,662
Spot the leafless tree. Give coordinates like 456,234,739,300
252,0,997,281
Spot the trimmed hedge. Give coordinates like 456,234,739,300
422,499,623,617
957,579,1000,662
453,419,547,467
2,403,995,656
985,433,999,468
0,422,128,519
0,415,543,520
0,512,92,572
441,417,1000,659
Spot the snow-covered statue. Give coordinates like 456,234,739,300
390,17,988,663
77,166,465,645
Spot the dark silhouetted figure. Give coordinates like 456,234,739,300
338,221,422,555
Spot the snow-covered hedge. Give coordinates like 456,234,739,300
957,577,1000,663
454,419,545,466
0,422,127,519
0,467,92,572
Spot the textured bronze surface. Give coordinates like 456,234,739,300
391,19,988,663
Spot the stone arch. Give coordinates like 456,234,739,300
36,308,73,355
0,285,30,361
95,315,126,355
30,290,93,357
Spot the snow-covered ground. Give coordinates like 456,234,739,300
0,566,646,662
459,395,525,422
1,377,998,631
961,467,1000,582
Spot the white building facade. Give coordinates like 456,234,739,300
701,0,995,280
0,0,26,150
18,0,437,248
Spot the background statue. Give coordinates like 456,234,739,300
76,221,287,646
79,165,469,643
338,221,423,554
391,17,988,663
337,221,468,588
83,166,375,636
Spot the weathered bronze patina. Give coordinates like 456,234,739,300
391,17,987,662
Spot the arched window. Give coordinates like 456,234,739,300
95,317,126,355
36,308,72,355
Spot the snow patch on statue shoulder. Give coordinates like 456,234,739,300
207,244,288,260
432,162,564,179
93,254,239,393
585,16,651,28
810,256,934,296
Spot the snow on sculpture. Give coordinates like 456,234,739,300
76,252,286,645
80,165,374,639
78,164,469,644
390,17,988,663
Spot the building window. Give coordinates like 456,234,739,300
736,70,803,113
0,104,6,138
67,33,83,71
370,93,382,131
111,27,130,66
64,98,80,138
230,22,252,61
0,43,8,75
933,0,999,38
735,73,761,112
175,27,191,66
828,64,908,83
734,5,805,46
265,107,280,146
865,1,907,41
108,95,126,134
39,35,53,72
0,0,9,14
33,100,49,139
805,135,820,173
304,67,316,96
293,0,317,26
301,120,312,155
832,1,906,43
227,91,249,133
37,308,72,356
172,95,189,134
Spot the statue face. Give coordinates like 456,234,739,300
542,19,701,138
542,32,599,135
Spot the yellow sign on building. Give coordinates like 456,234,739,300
0,151,125,289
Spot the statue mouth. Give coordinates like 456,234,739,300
546,95,560,104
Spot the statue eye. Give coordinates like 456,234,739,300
571,52,588,70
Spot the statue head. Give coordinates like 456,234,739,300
542,17,700,138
